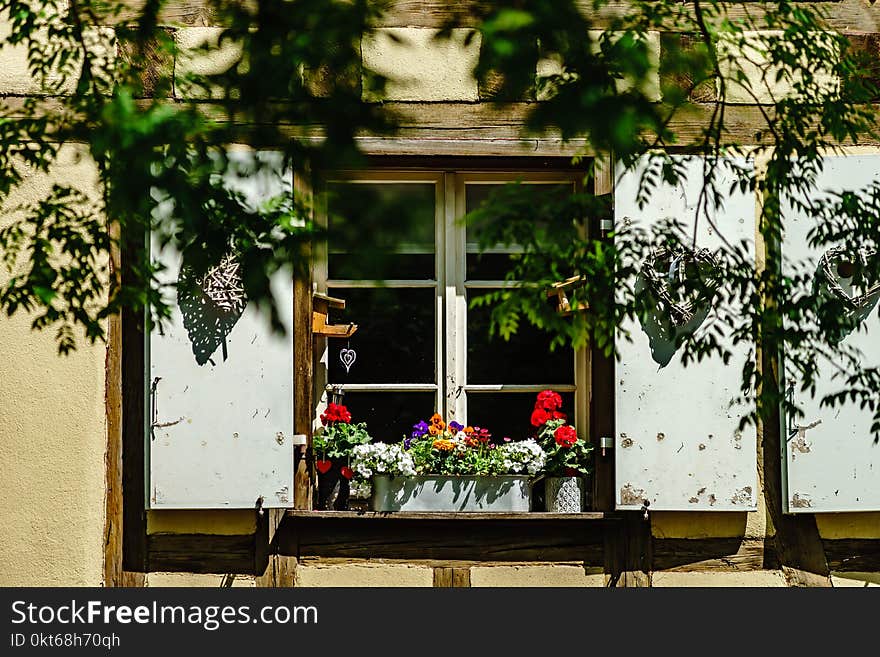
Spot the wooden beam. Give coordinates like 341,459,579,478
431,566,472,587
147,533,257,574
603,522,622,585
452,567,472,587
107,1,880,34
351,137,590,157
364,155,588,170
6,96,880,152
254,508,270,577
823,539,880,572
110,0,223,26
104,221,124,587
374,1,880,33
433,567,454,587
293,168,315,511
590,151,615,514
286,510,611,520
593,153,614,197
621,512,652,586
590,348,615,511
653,537,779,572
256,510,298,587
121,232,148,577
116,27,175,98
143,100,783,151
279,515,612,563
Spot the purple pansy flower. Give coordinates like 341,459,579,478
448,421,464,432
411,420,429,439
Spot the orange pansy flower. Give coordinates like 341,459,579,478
432,438,455,451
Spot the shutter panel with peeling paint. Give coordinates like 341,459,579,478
148,151,295,509
614,155,758,511
782,154,880,512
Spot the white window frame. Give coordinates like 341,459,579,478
315,169,589,439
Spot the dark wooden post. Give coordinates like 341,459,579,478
293,169,315,511
591,155,616,512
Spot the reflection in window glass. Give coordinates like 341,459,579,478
327,182,435,280
465,183,571,280
464,392,576,442
328,288,436,384
341,392,437,443
467,292,573,385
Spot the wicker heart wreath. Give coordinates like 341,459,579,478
641,245,720,327
815,246,880,313
638,244,720,366
814,246,880,342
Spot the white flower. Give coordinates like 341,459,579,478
351,442,416,478
497,439,546,475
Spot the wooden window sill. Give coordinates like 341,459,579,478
277,509,625,562
285,510,615,521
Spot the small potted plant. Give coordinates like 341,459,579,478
313,402,372,510
531,391,593,512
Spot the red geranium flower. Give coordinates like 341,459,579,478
554,425,577,448
531,408,551,427
320,403,352,425
536,390,563,412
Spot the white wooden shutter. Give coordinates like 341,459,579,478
614,155,757,511
148,151,295,509
782,154,880,512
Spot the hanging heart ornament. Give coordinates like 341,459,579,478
315,459,333,474
641,245,720,327
339,347,357,374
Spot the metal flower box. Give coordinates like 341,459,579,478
371,475,532,512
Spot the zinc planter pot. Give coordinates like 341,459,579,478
544,476,585,513
371,475,532,512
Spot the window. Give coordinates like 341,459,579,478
315,170,588,443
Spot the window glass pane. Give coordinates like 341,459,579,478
331,253,435,280
341,392,437,444
464,392,576,442
327,182,435,280
466,291,574,384
328,288,436,384
465,183,572,280
465,254,523,281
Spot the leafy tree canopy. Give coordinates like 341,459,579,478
1,0,879,434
